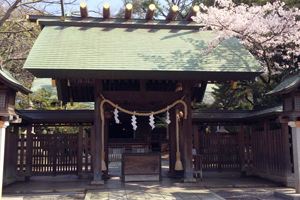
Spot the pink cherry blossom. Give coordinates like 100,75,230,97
192,0,300,77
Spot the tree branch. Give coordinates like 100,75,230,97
0,0,22,27
0,28,33,34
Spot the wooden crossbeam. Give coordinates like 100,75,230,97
80,2,89,17
166,5,178,20
230,80,238,89
125,3,133,19
185,5,200,20
146,4,155,20
103,2,110,18
101,91,183,102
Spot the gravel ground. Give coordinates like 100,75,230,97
211,188,286,200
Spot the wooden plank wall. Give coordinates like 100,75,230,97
251,129,285,177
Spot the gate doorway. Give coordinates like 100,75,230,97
199,132,240,172
31,134,78,176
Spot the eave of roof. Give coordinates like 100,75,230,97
192,105,283,122
24,22,263,80
0,67,31,94
267,71,300,96
16,105,282,124
16,109,93,123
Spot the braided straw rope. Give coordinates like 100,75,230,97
100,94,187,121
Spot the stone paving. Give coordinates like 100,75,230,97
85,187,225,200
2,160,293,200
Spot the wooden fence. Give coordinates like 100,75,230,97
251,129,285,177
18,133,92,176
199,132,240,171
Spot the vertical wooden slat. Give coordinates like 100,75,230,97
264,121,270,175
217,132,221,172
25,125,33,179
53,134,57,176
239,124,246,173
78,126,83,179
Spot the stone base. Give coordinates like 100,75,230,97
182,178,196,183
91,180,104,185
274,190,300,200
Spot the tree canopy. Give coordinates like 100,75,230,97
192,0,300,109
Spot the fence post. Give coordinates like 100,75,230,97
78,125,83,179
217,131,221,172
25,124,33,181
239,124,246,175
53,134,57,176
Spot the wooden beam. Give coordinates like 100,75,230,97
146,4,155,20
166,5,178,20
103,3,110,18
80,1,89,17
231,80,238,89
52,79,56,87
101,91,183,102
185,5,200,20
124,3,133,19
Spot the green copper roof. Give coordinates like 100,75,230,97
267,71,300,96
24,25,262,80
0,67,31,94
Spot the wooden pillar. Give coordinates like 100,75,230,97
288,121,300,193
281,121,293,186
182,81,194,181
239,124,246,174
193,123,200,170
91,125,95,173
25,124,33,180
103,118,109,178
77,124,83,179
92,80,104,184
0,121,9,198
3,127,18,186
168,107,176,177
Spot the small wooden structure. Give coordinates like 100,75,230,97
267,71,300,194
121,152,161,182
0,67,31,197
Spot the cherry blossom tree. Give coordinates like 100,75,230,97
192,0,300,108
192,0,300,81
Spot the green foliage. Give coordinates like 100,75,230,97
211,77,282,110
15,87,92,110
